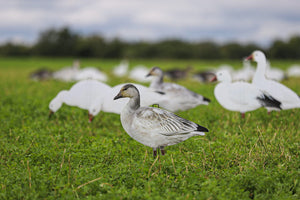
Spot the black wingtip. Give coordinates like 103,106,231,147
155,91,165,95
257,93,282,110
203,97,211,103
197,124,209,132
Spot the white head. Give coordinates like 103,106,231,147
215,70,232,83
49,91,67,112
246,50,266,63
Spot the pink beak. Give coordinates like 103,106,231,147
88,113,94,123
245,55,253,61
210,76,217,82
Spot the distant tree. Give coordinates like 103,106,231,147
269,39,290,59
1,26,300,59
75,35,106,57
124,42,157,59
33,27,79,56
0,42,31,56
287,36,300,58
103,38,126,58
194,41,221,59
154,39,194,59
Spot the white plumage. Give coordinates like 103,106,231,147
232,60,255,81
113,60,129,77
73,67,108,82
129,65,152,83
246,50,300,111
265,61,286,82
214,70,281,117
52,60,80,82
287,65,300,78
146,67,210,112
49,80,111,122
114,84,208,157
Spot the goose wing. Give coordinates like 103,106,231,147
132,107,208,136
227,82,261,105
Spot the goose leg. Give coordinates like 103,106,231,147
160,146,166,155
153,148,157,158
88,113,94,123
241,113,245,118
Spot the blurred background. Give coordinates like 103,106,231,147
1,0,300,59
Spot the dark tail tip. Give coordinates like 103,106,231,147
155,91,165,95
197,124,209,132
203,97,211,103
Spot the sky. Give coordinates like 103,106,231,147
1,0,300,46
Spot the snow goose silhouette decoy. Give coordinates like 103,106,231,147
49,80,111,122
73,67,108,82
213,70,281,118
113,60,129,77
232,60,255,82
146,66,210,112
114,84,208,157
129,65,152,83
287,65,300,78
246,50,300,111
265,61,286,82
52,60,80,82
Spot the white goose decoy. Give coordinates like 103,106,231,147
52,60,80,82
232,60,255,82
129,65,152,83
113,60,129,77
102,83,168,114
246,50,300,111
213,70,281,118
265,61,286,82
287,65,300,78
114,84,208,157
73,67,108,82
49,80,111,122
146,67,210,112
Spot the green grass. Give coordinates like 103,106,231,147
0,57,299,199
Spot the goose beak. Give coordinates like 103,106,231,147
146,69,155,77
245,54,253,61
88,113,94,123
49,110,54,119
145,72,152,77
210,76,217,82
114,91,123,100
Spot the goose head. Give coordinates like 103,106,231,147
245,50,266,63
214,70,232,83
146,66,163,78
114,84,140,100
49,91,67,112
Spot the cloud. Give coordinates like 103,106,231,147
0,0,300,45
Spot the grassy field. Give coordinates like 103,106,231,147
0,57,299,199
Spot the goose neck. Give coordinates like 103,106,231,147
150,74,164,89
254,59,267,82
127,95,140,111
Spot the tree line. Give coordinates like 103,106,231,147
1,27,300,59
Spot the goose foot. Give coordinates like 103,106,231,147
160,146,166,155
153,149,157,158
